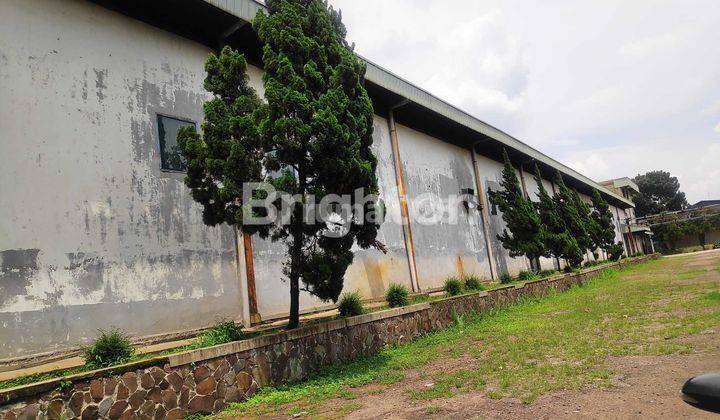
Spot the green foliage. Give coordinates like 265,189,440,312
517,270,539,281
82,328,135,369
0,367,85,391
444,278,464,296
533,166,582,267
385,283,409,308
490,149,545,262
177,46,267,233
451,310,466,327
180,0,384,329
463,275,484,291
192,320,245,349
652,214,720,251
704,291,720,302
583,259,607,268
633,170,688,217
552,173,590,267
499,272,513,284
608,242,625,261
57,379,73,393
254,0,382,327
538,269,558,278
338,291,364,317
590,189,617,255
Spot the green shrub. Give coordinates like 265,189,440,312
82,328,135,369
499,272,513,284
444,278,464,296
193,320,244,348
463,275,484,291
385,283,409,308
338,291,364,317
538,269,558,278
517,270,538,281
608,243,625,261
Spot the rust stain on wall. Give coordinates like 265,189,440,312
455,255,466,279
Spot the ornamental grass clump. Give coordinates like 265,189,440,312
517,270,538,281
385,283,409,308
193,319,245,349
444,278,464,296
338,291,364,317
82,328,135,369
463,275,484,291
499,272,513,284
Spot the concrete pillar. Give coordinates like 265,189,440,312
471,146,498,281
387,108,421,292
235,228,252,328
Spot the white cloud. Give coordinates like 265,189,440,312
330,0,720,202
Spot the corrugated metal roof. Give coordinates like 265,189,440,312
203,0,634,208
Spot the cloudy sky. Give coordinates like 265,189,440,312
329,0,720,204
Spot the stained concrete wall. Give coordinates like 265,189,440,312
396,124,490,289
0,0,245,358
0,0,635,358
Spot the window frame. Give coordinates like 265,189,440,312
156,113,196,173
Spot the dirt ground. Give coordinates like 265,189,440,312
311,251,720,420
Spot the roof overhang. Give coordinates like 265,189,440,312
89,0,634,209
611,177,640,194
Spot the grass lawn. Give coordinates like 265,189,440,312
212,255,720,418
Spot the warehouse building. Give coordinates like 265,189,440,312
0,0,634,358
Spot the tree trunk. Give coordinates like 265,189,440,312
287,168,306,330
288,263,300,329
287,225,302,330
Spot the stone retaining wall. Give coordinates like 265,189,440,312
0,256,656,419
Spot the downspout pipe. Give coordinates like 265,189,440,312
387,100,421,293
470,141,498,281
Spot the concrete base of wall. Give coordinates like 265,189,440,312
0,256,657,419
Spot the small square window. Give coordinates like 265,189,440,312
157,114,194,171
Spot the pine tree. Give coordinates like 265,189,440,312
177,47,269,234
490,149,545,269
253,0,382,328
590,188,617,258
179,0,383,330
552,173,587,267
533,166,582,268
570,188,595,256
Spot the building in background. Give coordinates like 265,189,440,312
600,178,653,255
0,0,634,359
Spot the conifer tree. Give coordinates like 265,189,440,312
180,0,383,329
552,173,588,267
490,149,545,270
533,166,583,268
590,188,617,258
570,188,595,256
177,47,268,234
253,0,382,328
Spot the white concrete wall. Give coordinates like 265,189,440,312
397,124,490,289
0,0,244,357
